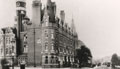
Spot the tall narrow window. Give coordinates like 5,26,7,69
9,37,10,44
6,38,8,44
12,46,14,53
45,30,48,38
51,33,54,39
45,42,48,51
9,49,12,54
24,34,27,42
51,56,54,63
6,48,8,54
52,46,54,50
24,45,26,53
1,49,2,55
46,21,49,26
45,56,48,64
51,30,54,39
51,43,54,50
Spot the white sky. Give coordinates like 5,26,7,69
1,0,120,59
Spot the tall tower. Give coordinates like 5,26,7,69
16,0,26,55
27,0,42,66
32,0,42,27
16,0,26,37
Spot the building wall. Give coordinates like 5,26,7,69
27,27,42,66
16,0,79,67
0,28,16,65
56,23,77,66
0,30,5,59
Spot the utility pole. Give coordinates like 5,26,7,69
33,27,36,67
3,34,5,59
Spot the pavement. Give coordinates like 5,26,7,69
93,65,111,69
10,67,73,69
8,66,112,69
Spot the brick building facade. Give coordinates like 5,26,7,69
0,0,80,68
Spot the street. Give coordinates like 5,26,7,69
11,66,111,69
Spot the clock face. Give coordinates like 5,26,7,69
16,2,20,7
16,2,26,7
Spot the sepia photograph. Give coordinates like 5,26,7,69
0,0,120,69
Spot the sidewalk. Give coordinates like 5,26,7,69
11,67,43,69
12,67,73,69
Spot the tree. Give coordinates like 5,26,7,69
111,53,119,67
76,45,92,68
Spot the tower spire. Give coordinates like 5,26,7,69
71,15,76,34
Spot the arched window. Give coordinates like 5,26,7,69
51,56,54,63
24,45,27,53
23,34,27,42
45,56,48,64
56,57,58,63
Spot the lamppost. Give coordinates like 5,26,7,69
11,53,15,69
33,27,36,67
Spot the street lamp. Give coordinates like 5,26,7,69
11,52,15,69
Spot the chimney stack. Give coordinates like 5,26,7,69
60,10,65,22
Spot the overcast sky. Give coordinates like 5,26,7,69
1,0,120,59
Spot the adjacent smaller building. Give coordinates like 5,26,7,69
0,27,17,65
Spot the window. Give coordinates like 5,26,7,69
24,45,28,53
51,56,54,63
45,42,48,51
24,34,27,42
6,38,8,44
45,30,48,38
0,38,2,44
6,48,8,54
51,30,54,39
45,56,48,64
51,33,54,39
46,21,49,26
9,37,10,44
9,49,12,54
12,46,14,53
51,45,54,50
1,49,2,55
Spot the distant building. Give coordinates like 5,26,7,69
0,27,17,63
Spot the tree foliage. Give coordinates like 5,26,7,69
111,53,118,65
76,45,92,67
111,53,120,67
